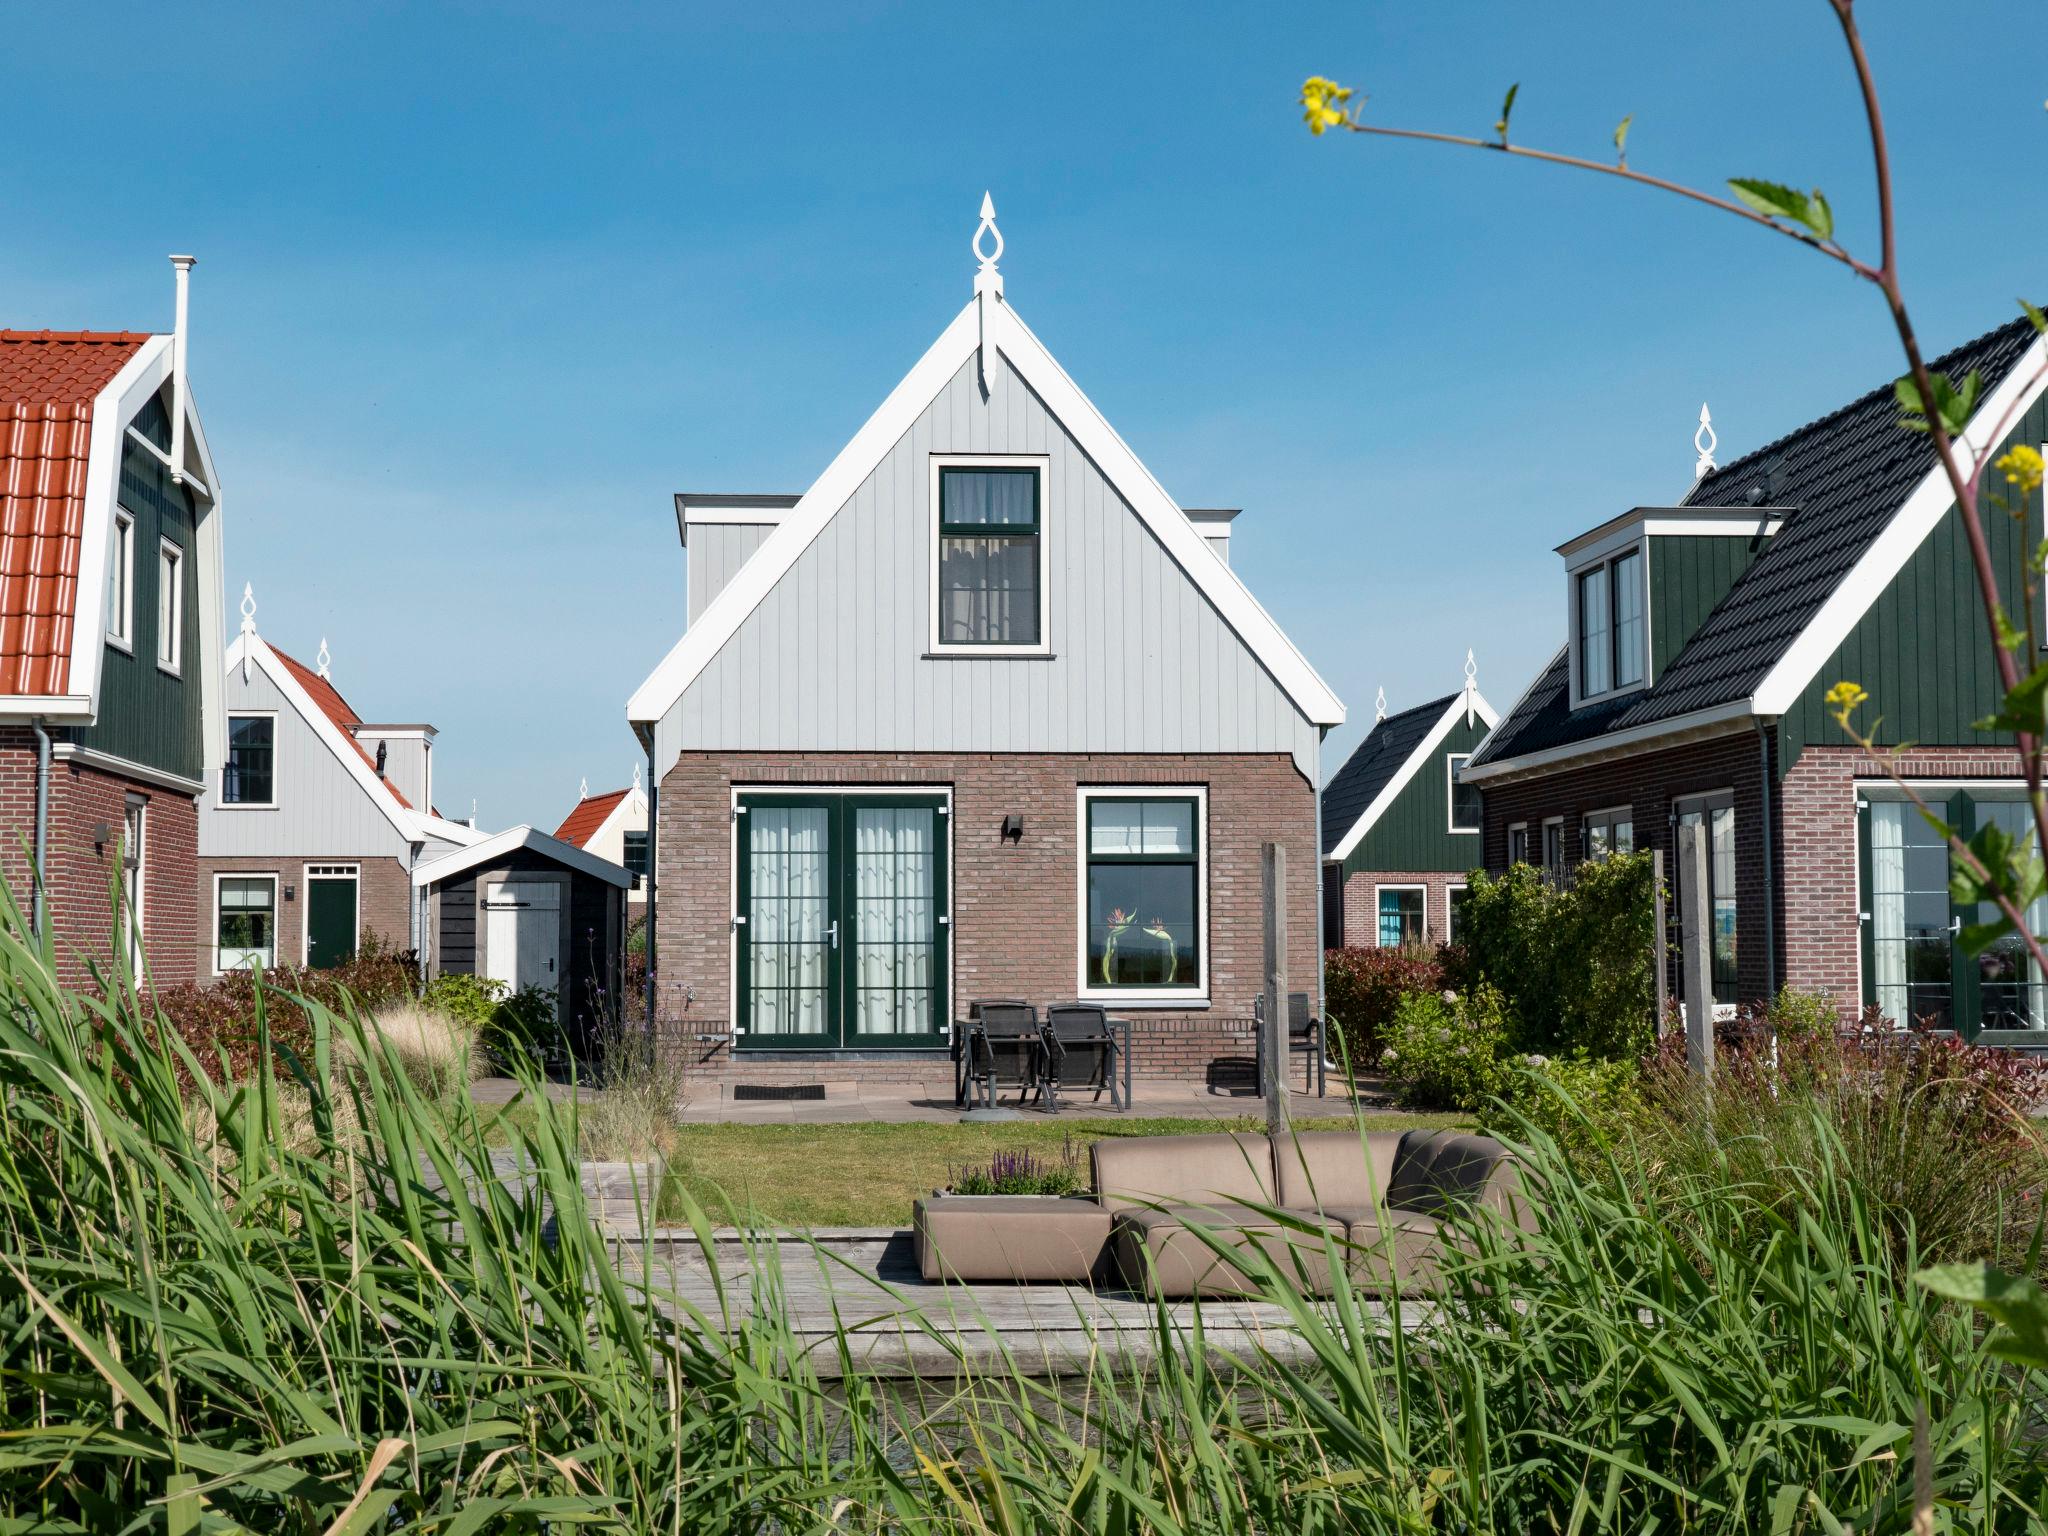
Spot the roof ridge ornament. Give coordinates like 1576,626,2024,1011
579,776,589,800
973,191,1004,400
238,582,256,682
1694,403,1718,479
1374,685,1387,723
632,762,642,794
316,637,331,679
1464,648,1480,726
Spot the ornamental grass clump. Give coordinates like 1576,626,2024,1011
946,1141,1084,1196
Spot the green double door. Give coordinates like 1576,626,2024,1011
736,793,948,1049
305,866,359,970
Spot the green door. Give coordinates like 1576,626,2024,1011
735,793,948,1049
305,867,358,969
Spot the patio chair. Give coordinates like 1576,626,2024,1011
955,999,1031,1107
1041,1003,1122,1112
1253,991,1327,1098
966,1003,1043,1110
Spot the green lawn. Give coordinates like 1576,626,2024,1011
662,1111,1467,1227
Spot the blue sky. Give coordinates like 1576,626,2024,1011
5,4,2044,823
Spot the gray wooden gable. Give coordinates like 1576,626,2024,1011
657,353,1320,778
197,661,417,860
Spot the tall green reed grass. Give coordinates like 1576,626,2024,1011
2,891,2046,1531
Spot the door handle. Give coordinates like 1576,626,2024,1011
827,920,840,950
1950,916,1963,937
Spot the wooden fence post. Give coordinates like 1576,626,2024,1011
1678,820,1714,1080
1262,841,1290,1135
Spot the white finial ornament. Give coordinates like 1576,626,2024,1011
1464,648,1480,725
973,191,1005,399
316,637,331,679
1694,403,1718,479
1374,686,1387,723
579,776,589,800
238,583,257,682
632,762,642,794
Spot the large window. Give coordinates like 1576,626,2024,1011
1447,753,1481,833
1675,792,1737,1005
622,828,649,888
156,539,183,674
1377,885,1425,948
216,876,278,972
935,463,1044,650
1082,792,1203,994
1583,806,1635,859
1507,822,1529,865
107,510,135,649
1447,883,1469,944
1575,548,1644,698
224,715,275,806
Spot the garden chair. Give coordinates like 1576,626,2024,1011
1253,991,1327,1098
966,1002,1043,1110
1041,1003,1123,1112
954,998,1031,1106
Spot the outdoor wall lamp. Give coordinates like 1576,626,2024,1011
1001,814,1024,842
284,885,296,901
90,823,110,853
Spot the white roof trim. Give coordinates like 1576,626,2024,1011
1460,695,1754,784
1753,331,2048,714
684,505,792,526
409,810,488,847
1326,688,1498,864
628,296,1346,729
225,633,420,845
562,785,647,849
411,823,633,889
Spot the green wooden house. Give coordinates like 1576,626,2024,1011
1321,658,1497,949
1465,312,2048,1039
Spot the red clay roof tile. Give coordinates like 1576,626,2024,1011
0,331,155,696
553,788,630,848
269,644,416,811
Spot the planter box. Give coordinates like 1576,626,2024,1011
580,1158,666,1232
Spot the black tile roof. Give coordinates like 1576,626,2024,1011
1321,693,1458,855
1473,314,2039,766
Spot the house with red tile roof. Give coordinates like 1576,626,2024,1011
625,198,1344,1098
0,259,231,985
551,769,648,923
197,592,486,974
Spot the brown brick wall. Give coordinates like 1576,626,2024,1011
194,855,414,973
1776,743,2025,1011
0,729,202,988
652,751,1319,1086
1335,869,1468,949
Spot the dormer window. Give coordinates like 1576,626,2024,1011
1575,548,1644,701
930,456,1050,654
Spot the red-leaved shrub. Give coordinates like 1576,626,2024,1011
1322,945,1447,1068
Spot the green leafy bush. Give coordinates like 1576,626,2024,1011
1321,943,1446,1066
1510,1052,1641,1151
419,971,506,1029
1379,983,1516,1110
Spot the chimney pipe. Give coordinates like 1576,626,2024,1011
168,255,196,485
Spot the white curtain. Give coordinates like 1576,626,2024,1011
749,807,828,1035
1869,802,1908,1024
853,808,933,1035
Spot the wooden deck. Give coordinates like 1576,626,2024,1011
611,1227,1403,1379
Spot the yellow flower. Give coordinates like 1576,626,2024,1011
1996,444,2045,494
1302,76,1354,136
1825,679,1868,720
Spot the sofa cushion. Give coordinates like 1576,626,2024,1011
913,1195,1113,1284
1271,1130,1404,1211
1091,1132,1276,1212
1385,1131,1509,1218
1112,1204,1345,1298
1343,1207,1450,1294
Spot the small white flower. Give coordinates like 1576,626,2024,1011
1381,1048,1399,1063
1523,1053,1550,1069
1441,989,1459,1004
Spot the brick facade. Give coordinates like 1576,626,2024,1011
1334,868,1469,950
194,854,414,973
0,727,203,988
652,751,1320,1090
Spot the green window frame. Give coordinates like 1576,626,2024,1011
1082,792,1203,994
622,829,649,884
1376,885,1425,948
224,714,275,806
935,464,1043,649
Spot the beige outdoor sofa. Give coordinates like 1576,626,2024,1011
912,1128,1530,1297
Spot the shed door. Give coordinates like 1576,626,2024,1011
484,880,562,1019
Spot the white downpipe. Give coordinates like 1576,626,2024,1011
168,255,195,485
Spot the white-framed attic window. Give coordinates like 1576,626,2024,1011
1570,544,1646,707
156,538,184,675
107,509,136,652
928,454,1052,655
1446,752,1480,833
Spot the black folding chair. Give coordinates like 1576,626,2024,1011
966,1002,1042,1110
954,999,1030,1106
1254,991,1328,1098
1041,1003,1123,1112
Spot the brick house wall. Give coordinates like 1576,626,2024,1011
194,854,414,973
1335,869,1469,949
653,751,1319,1089
0,727,203,988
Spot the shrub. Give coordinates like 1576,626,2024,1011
1379,983,1516,1111
1508,1051,1641,1152
573,1016,686,1163
420,971,505,1030
367,1001,482,1106
1321,943,1446,1066
947,1143,1084,1197
1732,983,1846,1041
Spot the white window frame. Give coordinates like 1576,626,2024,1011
1582,804,1635,860
1506,821,1529,865
107,509,136,651
302,863,362,965
122,795,146,975
1446,881,1469,944
212,871,280,975
156,537,184,676
1075,784,1209,1004
220,710,279,809
1372,882,1427,949
928,453,1053,657
1446,751,1480,834
1567,540,1649,709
